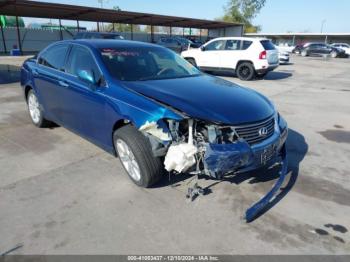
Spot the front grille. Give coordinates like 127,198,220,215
234,117,275,145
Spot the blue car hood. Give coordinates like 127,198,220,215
122,75,274,125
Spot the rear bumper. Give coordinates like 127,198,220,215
279,57,290,63
256,64,278,75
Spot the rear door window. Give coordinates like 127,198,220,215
260,40,276,50
38,44,69,71
225,40,241,50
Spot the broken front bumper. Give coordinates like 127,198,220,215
203,127,288,222
203,128,288,178
245,144,287,222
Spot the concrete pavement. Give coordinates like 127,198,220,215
0,55,349,255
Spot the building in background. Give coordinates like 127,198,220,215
245,33,350,46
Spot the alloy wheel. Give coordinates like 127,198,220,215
239,66,250,79
28,92,41,124
116,138,141,182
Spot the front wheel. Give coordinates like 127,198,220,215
27,89,52,127
113,125,163,188
331,51,337,58
301,50,308,57
236,62,255,81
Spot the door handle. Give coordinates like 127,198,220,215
58,80,69,88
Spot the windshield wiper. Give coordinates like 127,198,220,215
138,74,202,81
138,76,159,81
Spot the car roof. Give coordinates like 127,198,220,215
80,31,121,35
211,37,268,41
59,39,161,49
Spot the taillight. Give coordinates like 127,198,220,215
259,50,267,59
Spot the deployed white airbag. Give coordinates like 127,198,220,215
164,143,197,173
164,119,197,173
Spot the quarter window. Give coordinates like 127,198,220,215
242,40,253,50
66,46,101,81
205,40,225,51
38,44,69,70
260,40,276,50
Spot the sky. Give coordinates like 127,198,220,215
25,0,350,33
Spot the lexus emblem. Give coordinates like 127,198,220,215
258,127,268,137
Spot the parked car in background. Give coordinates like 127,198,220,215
181,37,279,81
186,36,204,47
74,32,124,40
157,36,196,53
331,43,350,56
21,39,288,221
278,51,290,64
300,43,346,58
292,44,304,54
276,43,294,53
274,45,290,64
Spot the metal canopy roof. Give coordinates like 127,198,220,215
0,0,242,29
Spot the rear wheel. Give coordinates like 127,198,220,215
236,62,255,81
27,89,52,127
113,125,163,188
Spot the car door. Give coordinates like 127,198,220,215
196,39,225,69
319,44,331,54
308,44,319,55
34,43,70,122
220,39,242,70
167,38,181,53
60,45,108,147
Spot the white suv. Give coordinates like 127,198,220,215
181,37,279,80
331,43,350,55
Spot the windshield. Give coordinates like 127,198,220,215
176,38,193,45
102,34,124,40
100,46,201,81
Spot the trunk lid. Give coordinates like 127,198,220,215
260,40,279,64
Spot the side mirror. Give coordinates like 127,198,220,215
77,69,96,85
200,45,205,51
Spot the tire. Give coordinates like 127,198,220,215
236,62,255,81
301,50,307,57
331,51,337,58
27,89,52,128
186,58,197,67
113,125,163,188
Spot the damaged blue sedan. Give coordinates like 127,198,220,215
21,40,288,221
